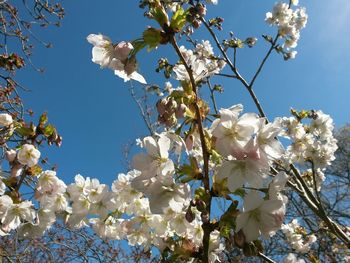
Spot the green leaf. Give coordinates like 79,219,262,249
39,112,48,127
194,187,210,203
130,39,147,56
170,7,188,32
150,3,169,27
143,28,162,51
43,124,55,137
177,156,201,181
16,126,35,137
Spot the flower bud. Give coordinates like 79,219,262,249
5,149,16,162
234,230,246,248
185,207,195,223
156,99,167,115
192,19,202,29
196,3,207,16
246,37,258,48
201,212,209,223
196,199,206,212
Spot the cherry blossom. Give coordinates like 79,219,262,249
236,191,284,242
87,34,146,84
17,144,41,167
0,113,13,126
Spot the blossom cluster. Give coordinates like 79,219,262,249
266,2,308,58
282,219,317,253
66,169,224,262
282,110,338,183
173,40,226,82
211,105,289,241
2,101,337,261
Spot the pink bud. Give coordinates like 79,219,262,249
5,149,16,162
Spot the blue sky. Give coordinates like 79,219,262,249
16,0,350,184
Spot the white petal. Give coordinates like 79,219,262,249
160,159,175,176
130,72,147,84
132,153,154,173
243,217,260,242
158,135,171,158
236,212,249,232
87,34,111,46
143,137,158,157
243,191,263,212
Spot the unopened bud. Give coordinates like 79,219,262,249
201,212,209,223
246,37,257,48
192,19,201,29
156,99,167,115
5,149,16,162
185,207,195,223
196,199,206,212
196,3,207,16
234,230,246,248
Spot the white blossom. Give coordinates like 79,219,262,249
282,219,317,253
1,200,35,231
87,33,146,84
216,139,269,192
211,105,259,157
265,2,308,53
173,43,225,82
0,113,13,126
236,191,284,242
17,144,41,167
132,134,174,180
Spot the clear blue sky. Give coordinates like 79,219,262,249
16,0,350,184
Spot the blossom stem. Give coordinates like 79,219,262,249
291,164,350,247
207,78,219,115
128,82,155,136
249,34,279,88
201,17,266,119
170,35,212,263
258,252,276,263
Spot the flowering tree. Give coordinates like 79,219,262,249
0,0,349,262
